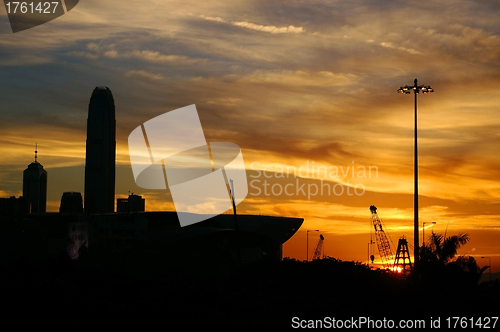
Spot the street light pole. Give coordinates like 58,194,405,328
422,222,436,246
306,230,319,261
414,84,418,264
481,256,492,283
367,242,370,266
398,78,434,268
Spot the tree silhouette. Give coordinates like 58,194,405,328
448,255,490,284
418,232,488,286
420,232,469,266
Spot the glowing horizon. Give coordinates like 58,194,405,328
1,0,500,273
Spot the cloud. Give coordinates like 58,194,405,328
103,49,118,58
69,45,206,66
232,21,304,34
67,51,98,59
128,50,204,64
240,70,358,87
125,69,163,81
199,15,225,23
413,24,500,63
86,42,100,51
0,53,51,66
379,42,420,55
199,14,304,34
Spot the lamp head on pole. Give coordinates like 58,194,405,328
398,78,434,95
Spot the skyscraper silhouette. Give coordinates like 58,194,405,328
23,145,47,213
84,86,116,214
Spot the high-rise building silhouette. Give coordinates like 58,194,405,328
59,192,83,213
84,86,116,214
23,145,47,213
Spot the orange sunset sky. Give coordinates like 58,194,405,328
1,1,499,272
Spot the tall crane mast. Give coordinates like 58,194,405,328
312,234,325,260
393,236,412,275
369,205,394,270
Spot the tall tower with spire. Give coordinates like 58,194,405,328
84,86,116,214
23,144,47,213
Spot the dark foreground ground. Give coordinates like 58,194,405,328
2,253,498,330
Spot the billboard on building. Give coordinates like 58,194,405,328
67,221,88,260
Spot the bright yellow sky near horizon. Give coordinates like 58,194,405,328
1,1,499,272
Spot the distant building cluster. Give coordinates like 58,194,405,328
0,196,30,217
117,194,145,213
0,87,149,259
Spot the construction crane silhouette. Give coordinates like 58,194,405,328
369,205,394,270
312,234,325,260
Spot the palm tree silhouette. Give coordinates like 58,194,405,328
418,232,488,285
420,232,469,266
